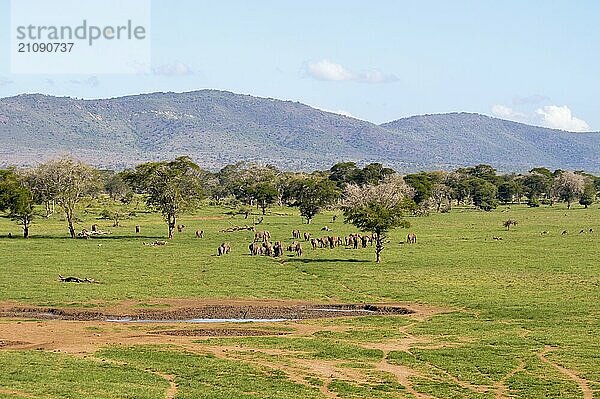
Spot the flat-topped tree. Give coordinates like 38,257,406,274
342,175,413,263
126,156,204,239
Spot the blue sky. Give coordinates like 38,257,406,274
1,0,599,130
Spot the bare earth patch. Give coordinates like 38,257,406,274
148,328,290,337
0,300,416,322
0,299,451,398
0,299,444,354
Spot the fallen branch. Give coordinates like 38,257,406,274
58,274,100,284
220,225,256,233
77,229,112,239
143,240,168,246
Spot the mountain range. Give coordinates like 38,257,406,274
0,90,598,172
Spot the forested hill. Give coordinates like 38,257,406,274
0,90,598,172
381,113,600,172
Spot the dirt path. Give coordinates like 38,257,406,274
153,372,177,399
376,352,436,399
0,388,36,398
538,346,593,399
494,359,525,399
428,363,492,395
193,345,340,398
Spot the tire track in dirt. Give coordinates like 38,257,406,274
319,378,337,399
538,346,593,399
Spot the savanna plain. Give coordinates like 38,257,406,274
0,201,598,399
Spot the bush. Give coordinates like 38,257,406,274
98,209,112,219
527,198,540,207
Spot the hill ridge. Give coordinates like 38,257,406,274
0,90,598,172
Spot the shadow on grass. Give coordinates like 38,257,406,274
1,235,166,240
285,258,370,264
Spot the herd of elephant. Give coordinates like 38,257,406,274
139,224,416,257
246,230,302,257
243,229,417,258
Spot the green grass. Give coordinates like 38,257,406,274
97,346,324,399
0,200,599,398
0,350,167,398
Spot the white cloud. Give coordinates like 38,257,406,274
491,104,527,122
152,61,194,76
306,59,398,84
311,104,365,120
321,108,355,118
491,103,591,132
307,60,354,81
535,105,590,132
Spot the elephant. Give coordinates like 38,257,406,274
249,242,260,256
273,241,284,257
217,242,231,256
407,233,417,244
310,238,318,250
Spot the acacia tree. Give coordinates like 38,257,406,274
579,180,596,208
249,181,279,215
342,175,413,263
430,183,452,212
288,176,340,223
24,167,56,217
104,172,133,203
127,156,204,238
35,158,100,238
553,171,585,209
404,172,434,205
469,178,498,211
0,170,35,238
217,163,281,213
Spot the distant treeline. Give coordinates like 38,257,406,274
1,157,598,239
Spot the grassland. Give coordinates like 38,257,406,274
0,199,598,398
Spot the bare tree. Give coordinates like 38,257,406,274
553,171,585,209
430,183,452,212
342,175,413,263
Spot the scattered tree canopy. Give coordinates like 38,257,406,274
125,156,204,238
